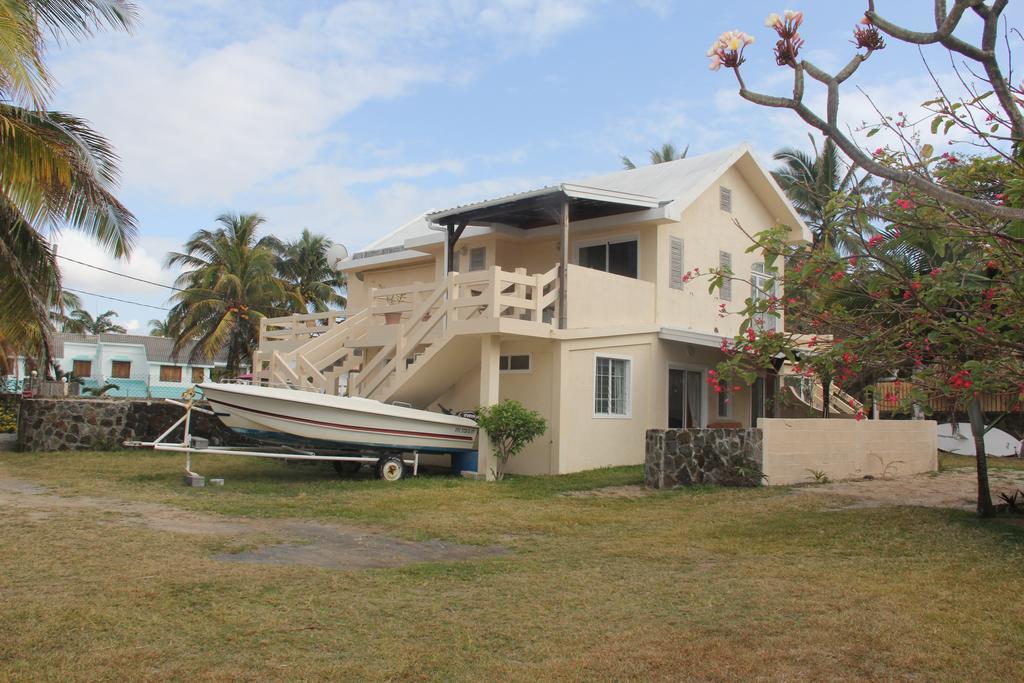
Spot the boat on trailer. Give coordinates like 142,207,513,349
125,383,479,482
198,382,478,454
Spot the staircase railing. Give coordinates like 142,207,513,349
256,309,369,393
254,266,560,400
260,310,348,346
783,375,862,415
351,265,560,400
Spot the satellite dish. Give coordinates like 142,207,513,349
326,244,349,271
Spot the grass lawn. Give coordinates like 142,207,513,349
1,449,1022,681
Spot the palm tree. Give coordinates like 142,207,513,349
147,317,176,337
63,309,126,335
771,135,876,252
621,142,689,170
275,229,347,313
166,213,297,376
0,1,137,374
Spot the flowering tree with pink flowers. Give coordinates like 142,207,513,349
707,4,1024,517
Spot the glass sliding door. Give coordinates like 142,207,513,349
576,238,639,279
668,368,704,429
607,240,638,278
751,376,765,425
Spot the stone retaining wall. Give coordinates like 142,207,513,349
645,428,764,489
16,398,251,452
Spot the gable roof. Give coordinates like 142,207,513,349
54,333,228,365
342,144,810,269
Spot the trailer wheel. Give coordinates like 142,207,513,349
376,455,406,482
332,461,361,476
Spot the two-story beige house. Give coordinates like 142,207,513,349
253,145,811,478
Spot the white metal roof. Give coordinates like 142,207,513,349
341,144,810,269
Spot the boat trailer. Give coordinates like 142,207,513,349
124,393,420,482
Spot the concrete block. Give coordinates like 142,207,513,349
208,478,224,486
183,473,206,487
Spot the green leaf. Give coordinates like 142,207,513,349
921,144,934,159
943,119,955,135
930,117,942,135
991,123,1000,133
967,91,992,105
866,128,880,138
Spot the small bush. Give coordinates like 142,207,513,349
0,397,19,433
476,399,547,481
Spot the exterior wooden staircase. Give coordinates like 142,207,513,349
253,266,559,406
782,374,863,417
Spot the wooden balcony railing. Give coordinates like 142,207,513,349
351,266,559,399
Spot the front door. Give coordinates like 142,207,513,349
668,368,703,428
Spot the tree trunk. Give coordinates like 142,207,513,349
967,397,995,518
226,340,239,378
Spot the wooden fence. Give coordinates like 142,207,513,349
874,381,1023,414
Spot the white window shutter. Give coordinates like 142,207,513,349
719,251,732,301
669,237,684,290
719,186,732,212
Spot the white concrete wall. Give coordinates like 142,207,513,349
555,333,657,473
565,265,655,329
760,418,938,485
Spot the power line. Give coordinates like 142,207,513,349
57,254,184,291
63,287,171,311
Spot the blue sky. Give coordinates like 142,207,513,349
46,1,1022,331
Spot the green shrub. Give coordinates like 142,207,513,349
0,397,19,433
476,399,547,480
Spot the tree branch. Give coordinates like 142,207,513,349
868,0,1024,140
732,59,1024,222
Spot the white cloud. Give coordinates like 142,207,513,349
712,68,968,162
54,232,178,306
48,0,615,205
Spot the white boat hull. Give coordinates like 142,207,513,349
199,383,478,453
936,422,1021,457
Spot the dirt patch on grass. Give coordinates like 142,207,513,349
561,484,652,499
0,471,506,569
797,467,1024,510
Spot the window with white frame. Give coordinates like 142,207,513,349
751,262,777,331
717,380,732,417
594,355,631,416
499,354,531,373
